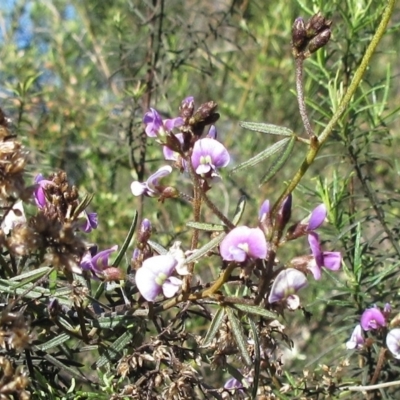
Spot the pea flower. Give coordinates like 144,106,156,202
346,324,364,350
78,211,98,233
34,174,55,208
307,232,341,280
191,138,230,178
386,329,400,359
135,254,182,302
360,305,386,331
220,226,267,262
268,268,308,310
131,165,172,197
143,108,183,138
80,245,118,277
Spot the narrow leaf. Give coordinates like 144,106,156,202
113,211,138,267
225,307,252,367
186,221,225,231
248,318,260,399
9,266,51,282
233,303,277,319
96,331,134,368
202,307,225,346
36,333,71,351
232,195,246,226
240,121,293,136
49,268,58,293
148,240,168,255
230,138,291,174
184,233,226,265
259,134,296,186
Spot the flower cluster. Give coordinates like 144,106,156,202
346,304,400,359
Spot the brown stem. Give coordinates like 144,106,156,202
295,56,313,137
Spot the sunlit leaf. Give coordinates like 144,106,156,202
240,121,293,136
202,307,225,347
232,195,246,226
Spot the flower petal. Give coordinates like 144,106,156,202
386,328,400,359
268,268,308,303
307,204,327,231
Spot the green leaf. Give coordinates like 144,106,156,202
49,268,58,294
232,195,246,226
230,137,292,175
95,331,134,368
248,318,260,399
147,240,168,255
233,303,277,319
239,121,293,136
202,307,225,347
73,193,94,218
184,233,226,264
259,134,296,186
186,221,225,231
113,211,138,267
36,333,71,351
225,307,252,367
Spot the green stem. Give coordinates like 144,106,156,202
272,0,395,213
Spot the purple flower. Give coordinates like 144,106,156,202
360,306,386,331
79,211,98,233
220,226,267,262
131,165,172,197
346,324,364,350
307,232,341,280
268,268,308,309
386,329,400,359
306,204,327,231
207,125,217,139
135,254,182,302
224,377,244,391
143,108,183,138
80,245,118,276
191,138,230,177
34,174,55,208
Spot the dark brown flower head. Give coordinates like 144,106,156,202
0,356,30,399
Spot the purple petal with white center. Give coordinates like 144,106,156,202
191,138,230,176
135,254,178,302
360,306,386,331
307,204,327,231
259,199,270,222
386,329,400,359
346,324,364,350
268,268,308,303
220,226,267,262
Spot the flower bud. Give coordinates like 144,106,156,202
292,17,307,49
138,218,152,244
305,12,331,38
179,96,195,119
307,29,331,54
102,267,126,282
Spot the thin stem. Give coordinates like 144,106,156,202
271,0,395,214
295,56,313,136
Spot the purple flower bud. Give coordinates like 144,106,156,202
307,233,341,280
360,306,386,331
163,133,184,161
306,204,327,231
386,328,400,359
259,199,270,222
346,324,364,350
135,254,182,302
220,226,267,262
207,125,217,139
191,138,230,178
276,195,292,232
268,268,308,307
131,166,172,197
